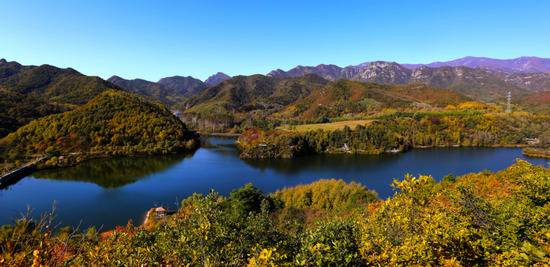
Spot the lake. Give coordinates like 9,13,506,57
1,137,548,229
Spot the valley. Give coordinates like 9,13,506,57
3,1,550,264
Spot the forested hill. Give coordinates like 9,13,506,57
0,59,118,137
181,75,473,131
180,74,329,131
0,90,199,168
276,80,472,121
183,74,329,114
108,75,207,106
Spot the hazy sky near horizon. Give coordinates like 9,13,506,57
1,0,549,81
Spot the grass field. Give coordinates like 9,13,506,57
277,120,372,132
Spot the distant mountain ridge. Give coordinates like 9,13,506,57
0,58,117,137
402,56,550,73
266,57,550,100
108,72,231,105
205,72,231,86
108,75,205,106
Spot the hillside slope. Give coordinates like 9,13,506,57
0,59,116,136
516,90,550,114
181,74,329,130
277,80,472,121
410,66,528,101
0,90,198,167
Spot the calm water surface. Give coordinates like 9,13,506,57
1,137,548,229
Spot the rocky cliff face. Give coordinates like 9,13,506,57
353,61,411,84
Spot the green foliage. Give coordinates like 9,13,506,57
0,63,115,137
295,220,362,266
273,179,377,211
229,183,277,216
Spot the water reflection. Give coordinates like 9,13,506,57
243,153,401,175
33,153,193,188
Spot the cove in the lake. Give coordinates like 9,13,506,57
1,137,548,229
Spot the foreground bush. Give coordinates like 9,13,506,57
1,160,548,265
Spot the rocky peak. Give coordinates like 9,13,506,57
354,61,411,84
205,72,231,86
411,66,433,80
107,75,127,84
267,69,287,78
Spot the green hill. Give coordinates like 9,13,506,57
183,74,328,113
181,74,329,131
0,90,198,167
0,60,116,137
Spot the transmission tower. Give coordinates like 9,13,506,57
506,91,512,113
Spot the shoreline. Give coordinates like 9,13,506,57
202,132,241,137
523,148,550,159
239,142,535,159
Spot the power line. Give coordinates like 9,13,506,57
506,91,512,113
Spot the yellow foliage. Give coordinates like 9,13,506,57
457,101,488,110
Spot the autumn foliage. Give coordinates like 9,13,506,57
0,90,199,168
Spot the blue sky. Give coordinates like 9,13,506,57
1,0,549,81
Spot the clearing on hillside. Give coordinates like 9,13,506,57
277,120,372,132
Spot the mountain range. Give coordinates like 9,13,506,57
108,72,231,105
267,57,550,100
269,57,550,79
103,56,550,106
1,56,549,135
401,56,550,73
